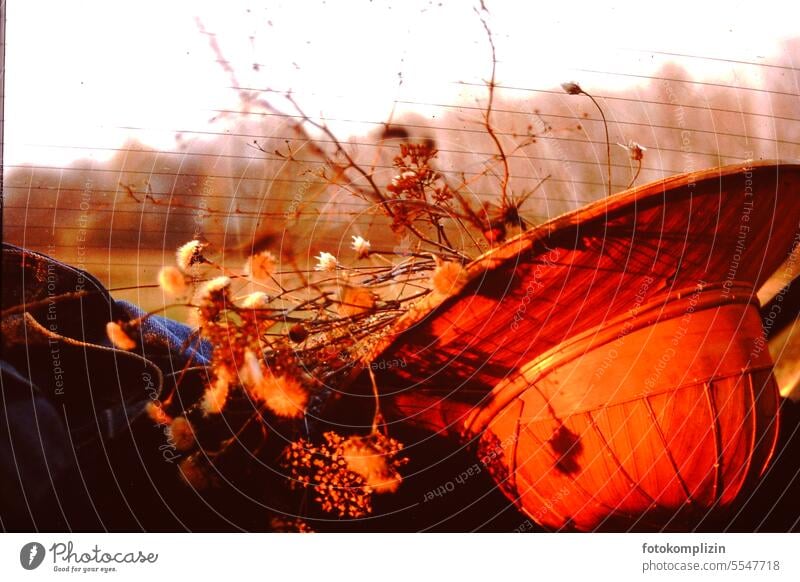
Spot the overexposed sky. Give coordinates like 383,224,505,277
4,0,800,166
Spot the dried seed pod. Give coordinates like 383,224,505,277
288,323,308,343
168,416,196,451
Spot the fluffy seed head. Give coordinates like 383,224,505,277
201,369,231,415
241,349,265,387
240,291,269,309
145,402,172,426
106,321,136,350
197,276,231,305
178,454,214,490
250,373,308,418
158,266,187,296
176,240,205,272
245,250,277,283
168,416,196,451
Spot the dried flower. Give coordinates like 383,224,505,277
176,240,206,272
201,369,231,415
560,81,583,95
250,373,308,418
186,307,202,329
158,266,187,296
431,259,466,295
106,321,136,350
196,276,232,326
284,432,372,517
178,453,215,490
240,291,269,309
618,140,647,161
350,235,371,259
338,285,375,317
314,251,338,272
241,349,264,387
168,416,195,451
145,401,172,426
342,436,402,494
198,276,231,299
284,431,406,518
245,250,277,283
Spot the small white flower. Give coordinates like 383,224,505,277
176,240,205,272
350,235,371,259
314,251,338,272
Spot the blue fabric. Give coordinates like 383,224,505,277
114,299,212,367
1,244,213,530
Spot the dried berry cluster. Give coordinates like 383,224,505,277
284,431,407,518
386,143,454,234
